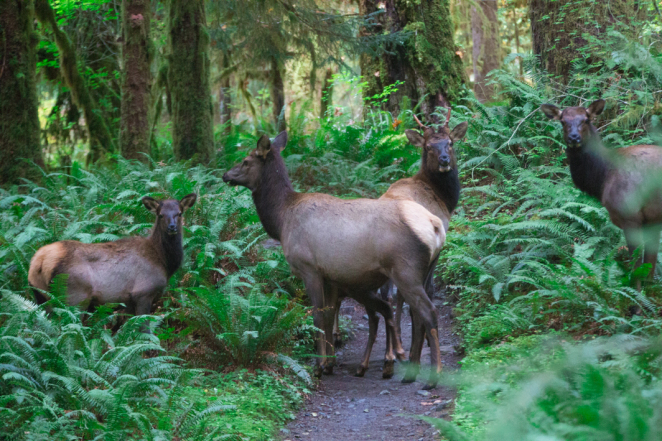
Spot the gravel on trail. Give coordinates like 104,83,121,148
281,293,461,441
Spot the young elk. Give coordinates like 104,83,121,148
28,194,197,318
349,110,468,379
541,99,662,282
222,131,446,388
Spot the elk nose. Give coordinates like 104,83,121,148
568,133,581,143
439,155,450,166
222,173,230,182
167,224,177,234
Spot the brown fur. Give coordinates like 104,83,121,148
541,99,662,282
350,117,468,374
28,194,196,317
223,132,446,387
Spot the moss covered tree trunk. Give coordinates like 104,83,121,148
35,0,114,163
320,68,334,119
120,0,152,161
167,0,213,162
0,0,44,185
270,57,286,132
359,0,465,117
471,0,499,102
529,0,644,83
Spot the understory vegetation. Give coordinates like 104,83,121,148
3,2,662,439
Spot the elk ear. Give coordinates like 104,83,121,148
405,129,425,148
142,196,160,214
271,130,288,151
540,104,562,120
180,193,197,211
255,134,271,158
587,99,605,118
450,121,468,142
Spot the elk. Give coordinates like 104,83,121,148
28,194,197,319
541,99,662,282
222,131,446,388
346,110,468,378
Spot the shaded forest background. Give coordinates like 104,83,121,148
4,0,662,440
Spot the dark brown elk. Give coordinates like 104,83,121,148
348,110,468,379
222,131,446,388
28,194,197,318
541,99,662,282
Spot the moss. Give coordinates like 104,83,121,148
0,0,44,185
167,0,214,163
120,0,153,161
529,0,645,83
34,0,115,163
359,0,466,116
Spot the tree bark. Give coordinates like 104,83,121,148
471,0,499,102
359,0,465,118
529,0,644,83
219,53,232,136
168,0,214,162
0,0,44,185
120,0,152,161
320,68,334,119
35,0,115,163
270,56,286,132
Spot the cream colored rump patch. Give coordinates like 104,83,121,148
28,242,67,290
398,201,446,261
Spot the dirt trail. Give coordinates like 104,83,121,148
281,292,461,441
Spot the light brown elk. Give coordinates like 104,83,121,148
348,110,468,379
222,131,446,388
541,99,662,281
28,194,197,318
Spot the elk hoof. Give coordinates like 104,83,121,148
395,350,407,361
355,366,367,377
382,361,395,379
422,382,437,390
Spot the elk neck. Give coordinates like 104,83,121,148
252,150,295,241
566,125,611,200
149,219,183,277
417,155,461,213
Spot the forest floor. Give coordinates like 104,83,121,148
280,292,461,441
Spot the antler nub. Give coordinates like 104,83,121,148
444,108,451,127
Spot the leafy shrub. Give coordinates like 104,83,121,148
183,279,312,369
0,291,231,441
428,335,662,441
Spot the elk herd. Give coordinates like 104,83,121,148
28,100,662,390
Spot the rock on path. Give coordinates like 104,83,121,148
281,294,461,441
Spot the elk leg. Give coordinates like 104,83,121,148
643,225,661,281
134,294,154,334
322,282,338,375
302,273,327,377
625,228,645,290
333,296,343,348
394,289,406,360
402,312,424,383
357,292,398,379
356,308,379,377
408,292,441,390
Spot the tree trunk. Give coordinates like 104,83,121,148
35,0,114,163
168,0,214,162
320,68,334,119
270,56,286,132
219,53,232,136
471,0,499,102
529,0,644,83
120,0,152,161
359,0,465,118
0,0,44,185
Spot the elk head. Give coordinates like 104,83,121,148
405,109,468,173
540,99,605,149
223,131,288,191
142,194,197,235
